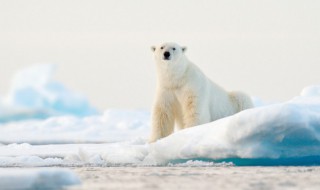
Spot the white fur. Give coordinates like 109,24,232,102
149,42,253,143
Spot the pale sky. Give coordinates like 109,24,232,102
0,0,320,110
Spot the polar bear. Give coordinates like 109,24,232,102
149,42,253,143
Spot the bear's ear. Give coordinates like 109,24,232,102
182,46,187,53
151,46,156,52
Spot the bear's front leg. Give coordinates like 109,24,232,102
149,91,175,143
181,90,199,129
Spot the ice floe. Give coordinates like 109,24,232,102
1,94,320,167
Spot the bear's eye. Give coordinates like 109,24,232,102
160,46,164,50
172,48,176,51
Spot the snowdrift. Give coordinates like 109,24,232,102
145,95,320,166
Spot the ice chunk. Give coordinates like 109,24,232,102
301,85,320,97
0,168,80,189
0,64,97,122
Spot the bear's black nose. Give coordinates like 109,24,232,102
164,51,170,59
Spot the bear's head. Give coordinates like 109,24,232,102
151,42,187,63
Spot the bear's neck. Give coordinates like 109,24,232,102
156,57,190,90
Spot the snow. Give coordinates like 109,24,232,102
0,64,97,123
167,160,234,167
1,92,320,167
0,109,150,144
0,168,80,189
71,167,320,190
